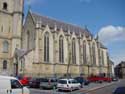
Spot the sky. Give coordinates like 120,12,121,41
24,0,125,66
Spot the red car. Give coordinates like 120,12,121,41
88,76,112,83
88,76,101,82
103,77,112,82
19,76,31,86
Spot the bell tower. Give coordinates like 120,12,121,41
12,0,24,55
0,0,24,75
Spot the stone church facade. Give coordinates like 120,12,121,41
0,0,109,77
21,11,109,77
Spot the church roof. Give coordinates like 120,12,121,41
30,12,92,37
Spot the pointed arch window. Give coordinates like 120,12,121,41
27,31,30,49
3,40,9,53
44,32,49,62
101,50,104,66
92,43,96,65
3,60,7,70
72,38,76,64
83,41,86,64
59,35,64,63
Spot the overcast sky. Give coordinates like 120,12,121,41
24,0,125,66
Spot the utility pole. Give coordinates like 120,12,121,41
66,36,71,78
66,50,71,78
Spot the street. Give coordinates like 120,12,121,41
85,79,125,94
30,79,125,94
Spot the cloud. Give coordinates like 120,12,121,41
98,25,125,65
98,25,125,45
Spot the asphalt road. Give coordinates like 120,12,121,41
30,79,125,94
85,79,125,94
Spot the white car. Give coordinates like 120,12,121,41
0,75,30,94
57,78,81,91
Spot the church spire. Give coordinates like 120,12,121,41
96,32,99,42
27,0,31,10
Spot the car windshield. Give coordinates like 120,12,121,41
58,80,67,84
71,80,78,83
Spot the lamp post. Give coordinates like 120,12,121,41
14,48,18,76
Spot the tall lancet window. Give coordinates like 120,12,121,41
92,43,96,65
101,50,104,66
44,32,49,62
27,31,30,49
59,35,64,63
72,38,76,64
83,41,86,64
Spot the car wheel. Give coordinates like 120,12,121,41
70,89,72,92
70,88,73,92
58,89,61,91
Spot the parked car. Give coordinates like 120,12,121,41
29,78,43,88
103,77,112,82
113,87,125,94
40,77,57,89
112,77,118,81
88,76,112,83
88,76,101,82
57,79,81,91
19,76,31,86
0,75,30,94
74,77,90,87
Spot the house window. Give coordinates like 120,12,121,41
101,50,104,66
3,60,7,70
3,40,9,53
83,41,86,64
3,2,8,10
1,26,3,32
72,38,76,64
44,32,49,62
59,35,64,63
92,43,96,65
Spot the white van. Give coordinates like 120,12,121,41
0,75,30,94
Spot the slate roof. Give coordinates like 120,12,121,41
30,12,92,37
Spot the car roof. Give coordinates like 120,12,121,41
0,75,17,80
59,78,74,80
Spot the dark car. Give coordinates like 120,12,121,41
74,77,89,87
29,78,44,88
112,77,118,81
113,87,125,94
40,78,58,89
